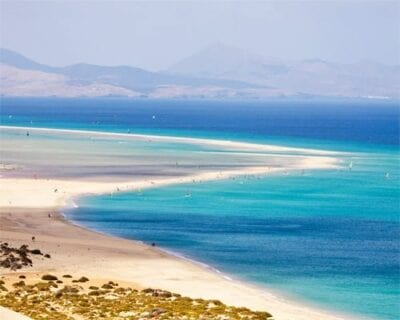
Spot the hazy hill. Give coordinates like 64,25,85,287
1,46,399,99
168,43,400,99
0,48,56,73
1,48,260,98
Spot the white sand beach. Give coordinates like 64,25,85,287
0,126,354,320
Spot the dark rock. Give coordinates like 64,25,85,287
77,276,89,283
142,288,155,294
41,274,58,281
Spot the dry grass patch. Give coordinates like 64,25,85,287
0,277,273,320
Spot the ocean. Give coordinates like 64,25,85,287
1,97,399,319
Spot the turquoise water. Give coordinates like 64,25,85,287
2,98,399,319
68,149,399,320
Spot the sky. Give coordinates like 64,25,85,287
1,1,399,71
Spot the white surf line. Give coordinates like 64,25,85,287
0,125,343,155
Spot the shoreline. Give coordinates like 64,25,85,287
0,125,341,155
63,186,359,320
1,204,356,320
67,212,357,320
0,125,355,320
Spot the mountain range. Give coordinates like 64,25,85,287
1,44,399,99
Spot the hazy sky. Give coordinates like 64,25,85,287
1,1,399,70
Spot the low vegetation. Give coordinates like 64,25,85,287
0,242,51,270
0,275,273,320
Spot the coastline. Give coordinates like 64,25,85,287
0,206,355,320
0,125,341,155
0,126,355,320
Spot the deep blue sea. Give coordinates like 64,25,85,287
1,97,399,319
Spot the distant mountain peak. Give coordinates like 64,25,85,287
167,43,286,81
0,48,60,73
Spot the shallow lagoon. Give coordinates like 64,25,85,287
68,149,399,320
